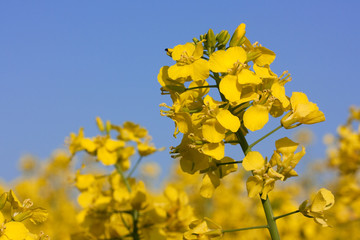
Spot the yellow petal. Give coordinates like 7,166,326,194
29,207,48,224
200,173,220,198
242,151,265,171
311,188,335,212
271,81,290,108
173,112,192,135
216,109,240,132
253,46,276,66
105,139,125,152
76,174,96,190
246,175,263,198
253,64,277,78
243,105,269,131
97,146,118,165
191,58,209,81
164,186,179,202
201,142,225,160
1,222,29,240
202,118,226,143
81,138,97,152
237,69,262,85
219,74,242,102
261,178,276,199
290,92,309,110
275,137,299,155
209,47,246,72
78,192,94,208
168,63,192,80
193,41,204,59
172,43,195,61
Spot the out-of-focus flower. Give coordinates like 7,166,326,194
299,188,335,227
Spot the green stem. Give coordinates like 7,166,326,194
249,125,282,149
114,164,140,240
127,156,143,178
222,224,268,233
185,85,217,91
274,210,300,220
132,210,140,240
262,197,280,240
216,160,242,166
115,164,132,192
224,140,242,144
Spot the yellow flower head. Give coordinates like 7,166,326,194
299,188,335,227
168,42,209,82
281,92,325,129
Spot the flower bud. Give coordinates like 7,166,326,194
229,23,246,47
206,28,216,49
0,192,8,210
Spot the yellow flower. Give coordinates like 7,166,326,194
183,217,222,240
209,47,261,102
281,92,325,129
299,188,335,227
201,95,240,143
168,42,209,81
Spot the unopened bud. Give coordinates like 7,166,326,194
96,117,105,132
229,23,246,47
0,192,8,210
192,37,199,44
216,30,230,47
206,29,216,49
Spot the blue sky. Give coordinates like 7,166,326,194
1,1,359,181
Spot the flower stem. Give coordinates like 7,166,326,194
262,197,280,240
274,210,300,220
249,125,282,149
222,224,268,233
127,156,143,178
216,160,243,166
115,164,131,193
185,85,217,91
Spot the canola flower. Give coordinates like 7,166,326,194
159,23,331,239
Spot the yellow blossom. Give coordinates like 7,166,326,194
299,188,335,227
281,92,325,129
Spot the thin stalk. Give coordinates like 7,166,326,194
115,164,141,240
274,210,300,220
115,164,131,192
132,210,140,240
216,160,242,166
222,224,268,233
127,156,143,178
262,197,280,240
249,125,282,149
185,85,217,91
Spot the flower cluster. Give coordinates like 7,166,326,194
68,118,195,239
0,190,48,240
159,24,326,199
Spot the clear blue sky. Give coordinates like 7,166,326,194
1,1,359,181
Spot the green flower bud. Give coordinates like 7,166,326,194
0,192,8,210
216,30,230,46
206,29,216,49
192,37,199,44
